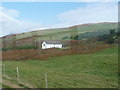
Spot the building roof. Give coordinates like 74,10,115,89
43,40,62,44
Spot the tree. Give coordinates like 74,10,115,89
110,29,115,35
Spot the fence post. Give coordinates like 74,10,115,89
16,67,19,81
3,64,5,76
45,73,48,88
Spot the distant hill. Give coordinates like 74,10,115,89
2,22,118,40
1,22,118,49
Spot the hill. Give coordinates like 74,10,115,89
2,46,118,88
3,22,118,40
1,22,118,49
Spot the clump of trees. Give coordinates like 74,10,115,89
97,29,119,44
65,28,119,44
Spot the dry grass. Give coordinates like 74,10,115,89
2,43,115,61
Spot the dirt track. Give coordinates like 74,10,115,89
2,79,22,88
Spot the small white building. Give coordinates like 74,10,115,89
42,40,62,49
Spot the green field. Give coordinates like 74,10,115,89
2,47,118,88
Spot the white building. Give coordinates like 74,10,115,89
42,40,62,49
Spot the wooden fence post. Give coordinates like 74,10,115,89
3,64,5,76
45,73,48,88
16,67,19,81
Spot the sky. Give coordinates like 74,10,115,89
0,1,119,36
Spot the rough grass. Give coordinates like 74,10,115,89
17,23,118,40
2,43,113,61
2,84,11,88
2,47,118,88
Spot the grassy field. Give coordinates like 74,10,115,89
2,47,118,88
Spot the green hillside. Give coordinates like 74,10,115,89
1,22,118,50
4,22,118,40
2,47,118,88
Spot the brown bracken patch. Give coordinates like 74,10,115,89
2,44,114,61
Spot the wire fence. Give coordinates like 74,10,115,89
2,64,82,88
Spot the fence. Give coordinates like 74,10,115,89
2,64,49,88
2,64,77,88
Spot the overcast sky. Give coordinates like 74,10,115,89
0,1,119,36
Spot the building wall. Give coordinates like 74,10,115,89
42,42,62,49
54,44,62,48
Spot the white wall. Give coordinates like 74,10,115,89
42,42,62,49
54,44,62,48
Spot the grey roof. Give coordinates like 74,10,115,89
44,40,62,44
